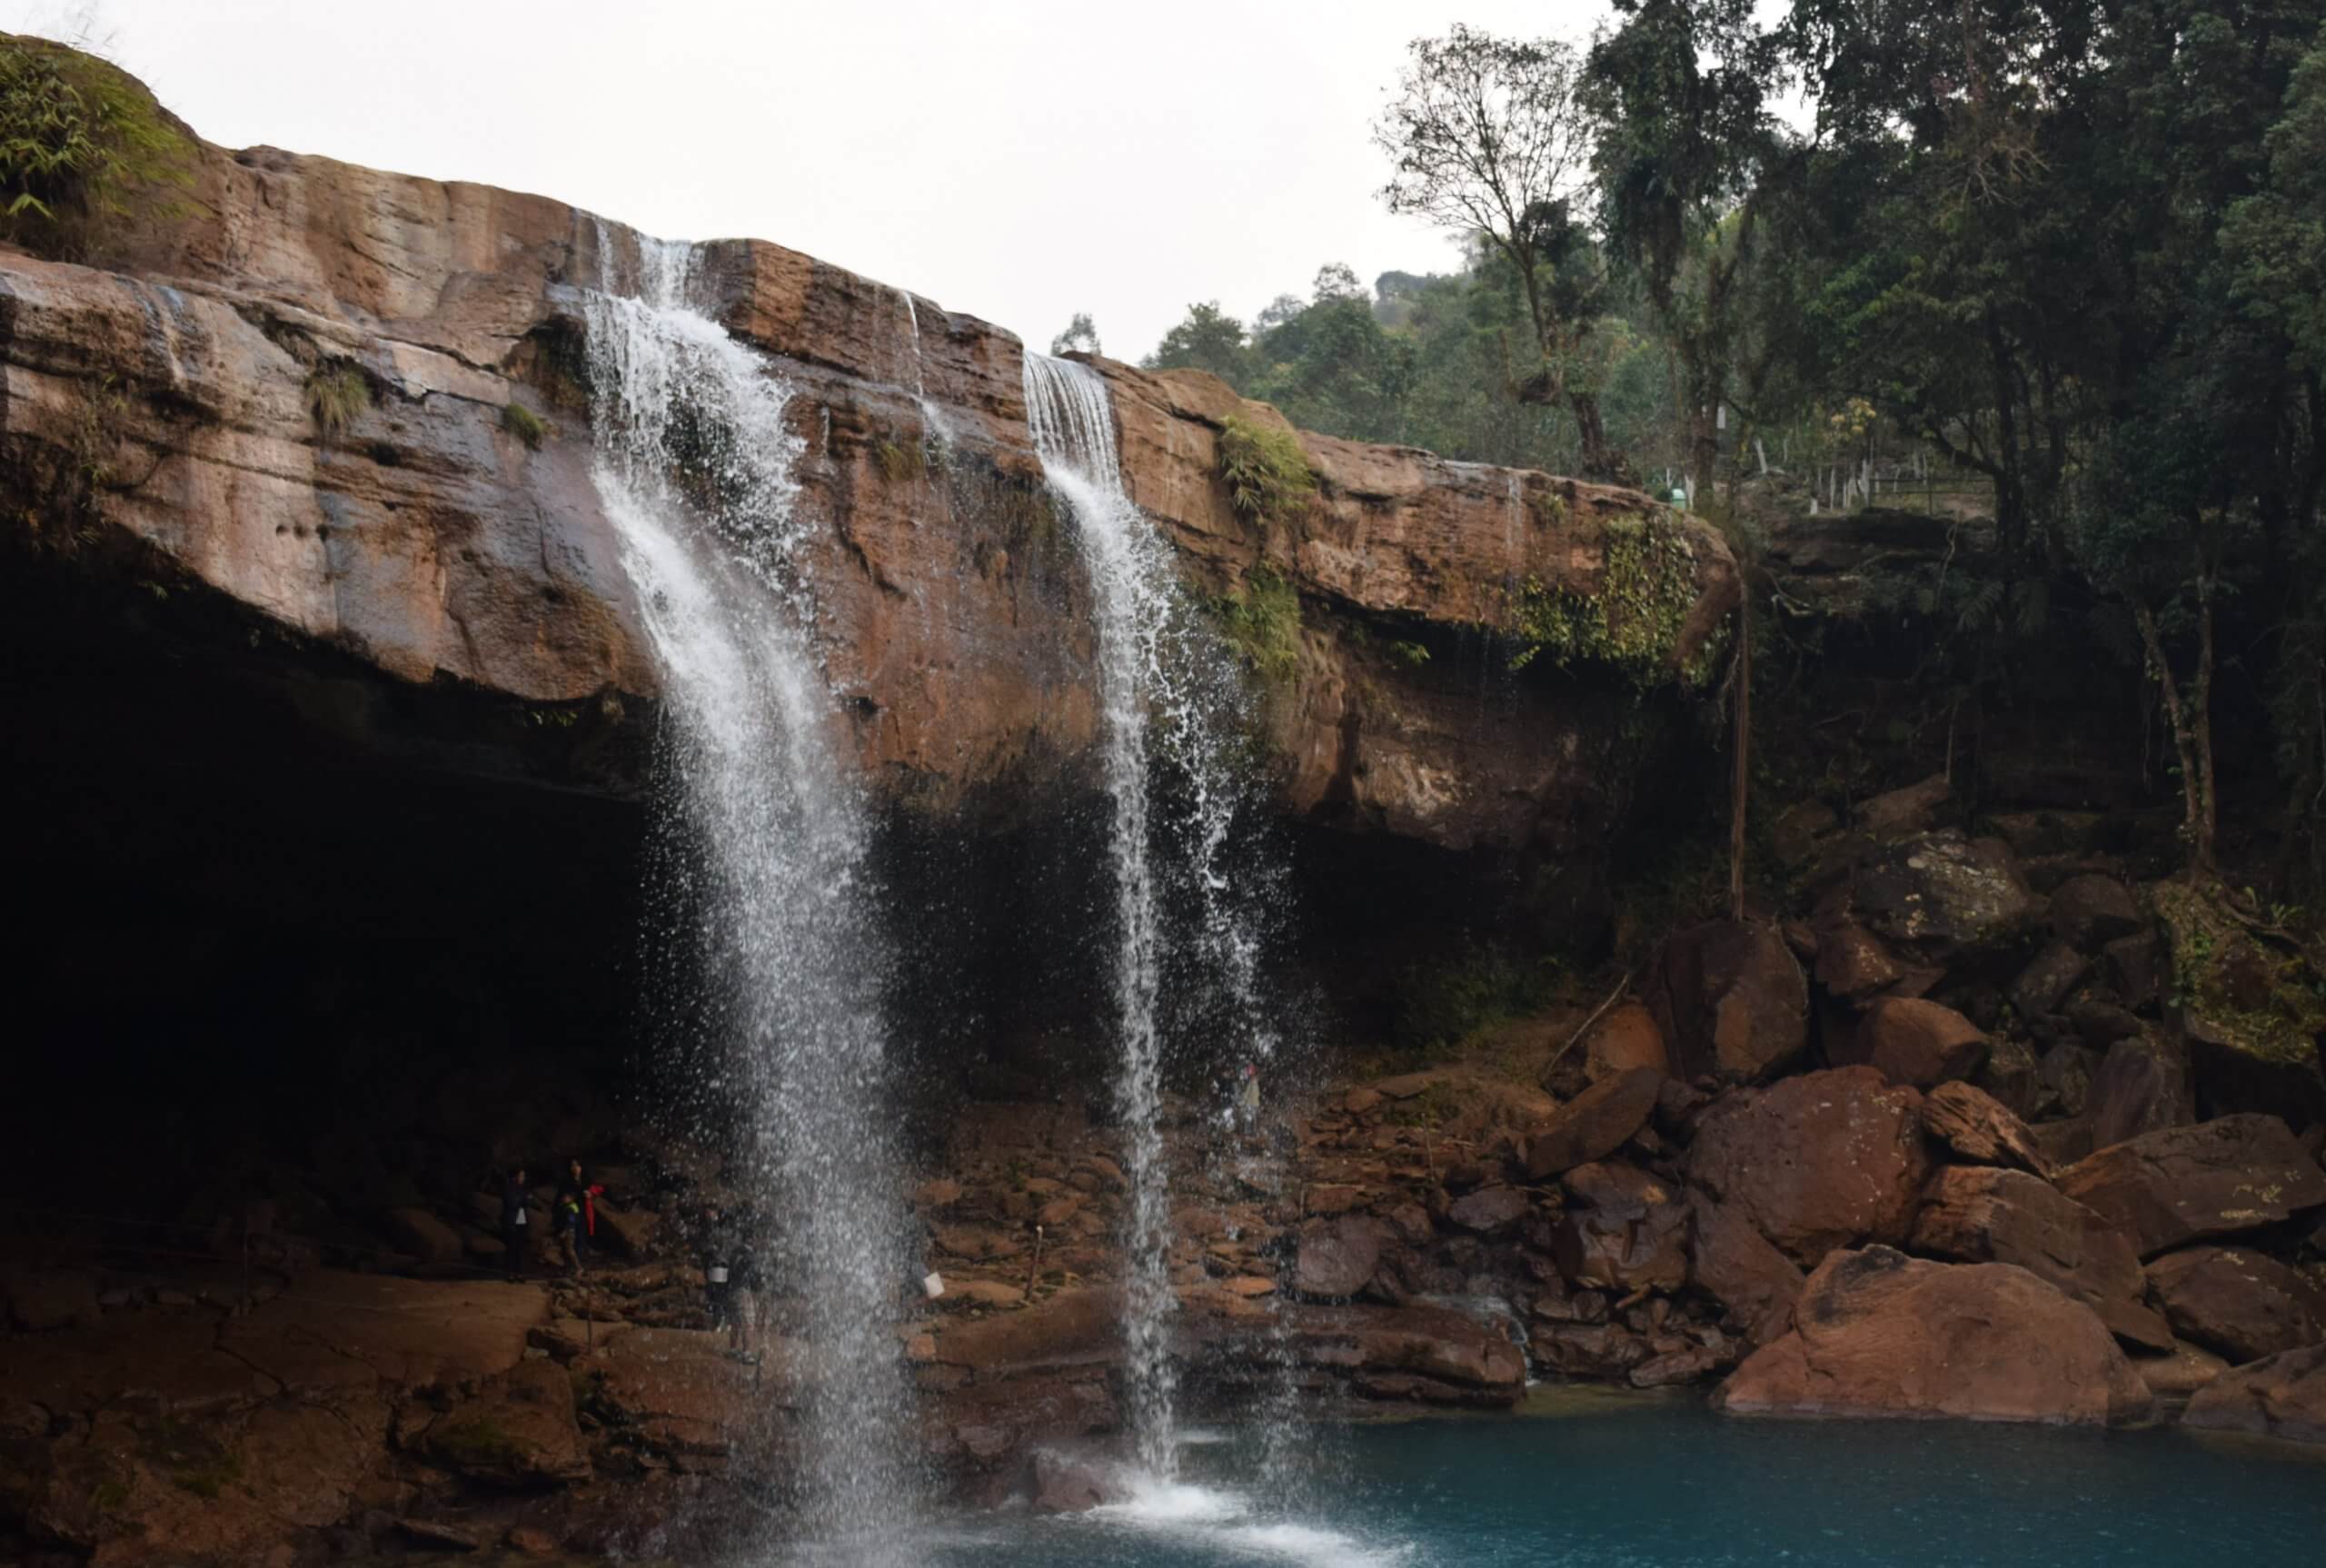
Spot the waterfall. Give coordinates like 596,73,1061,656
897,287,953,448
1020,352,1284,1480
585,234,919,1553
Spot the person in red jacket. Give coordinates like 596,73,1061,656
555,1158,606,1278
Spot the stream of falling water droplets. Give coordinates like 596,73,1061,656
585,233,919,1559
1020,352,1289,1482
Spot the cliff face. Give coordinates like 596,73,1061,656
0,101,1736,852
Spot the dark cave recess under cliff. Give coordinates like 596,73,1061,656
4,555,1637,1241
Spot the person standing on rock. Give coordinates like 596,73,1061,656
698,1204,736,1339
555,1159,601,1279
1238,1060,1261,1131
499,1166,532,1284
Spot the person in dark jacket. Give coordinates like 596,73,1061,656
499,1166,532,1284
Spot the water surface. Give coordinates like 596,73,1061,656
900,1392,2324,1567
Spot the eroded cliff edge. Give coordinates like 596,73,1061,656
0,90,1735,856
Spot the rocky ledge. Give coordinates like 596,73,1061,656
0,48,1734,854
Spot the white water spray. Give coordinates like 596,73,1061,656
585,233,919,1554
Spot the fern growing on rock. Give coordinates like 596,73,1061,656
1216,413,1316,527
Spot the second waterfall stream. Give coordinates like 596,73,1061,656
1021,352,1288,1482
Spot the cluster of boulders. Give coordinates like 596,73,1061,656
1251,776,2326,1437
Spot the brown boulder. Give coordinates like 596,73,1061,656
1632,1345,1725,1386
1582,1002,1670,1083
1851,830,2038,962
1685,1192,1804,1346
936,1287,1120,1373
1446,1186,1530,1235
591,1204,660,1262
1973,1038,2044,1120
2103,932,2162,1009
2085,1031,2192,1149
1288,1303,1526,1394
2145,1246,2326,1365
1917,1081,2053,1176
2182,1344,2326,1444
2049,874,2143,951
2011,942,2091,1018
416,1359,591,1486
1683,1067,1931,1266
1856,774,1951,839
1715,1246,2153,1425
1840,998,1988,1088
1291,1216,1388,1300
1525,1067,1663,1179
2135,1340,2232,1399
2056,1114,2326,1257
1645,919,1809,1083
1551,1161,1688,1294
1909,1165,2172,1351
1813,918,1906,1002
1529,1321,1651,1379
1029,1450,1125,1513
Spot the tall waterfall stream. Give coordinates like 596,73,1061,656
585,235,920,1556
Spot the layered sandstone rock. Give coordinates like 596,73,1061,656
1908,1165,2172,1351
0,59,1735,854
2056,1115,2326,1258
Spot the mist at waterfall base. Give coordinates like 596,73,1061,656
905,1400,2324,1567
584,235,921,1553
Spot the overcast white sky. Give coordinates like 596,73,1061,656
8,0,1617,357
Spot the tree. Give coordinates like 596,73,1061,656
1144,302,1252,384
1375,25,1630,481
1588,0,1791,504
1049,312,1101,358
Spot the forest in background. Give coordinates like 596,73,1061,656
1053,0,2326,902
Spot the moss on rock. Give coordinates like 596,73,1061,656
2154,881,2326,1067
1506,511,1718,688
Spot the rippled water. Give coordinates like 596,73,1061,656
855,1394,2324,1567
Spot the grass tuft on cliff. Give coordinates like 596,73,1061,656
1216,413,1316,527
303,362,371,443
0,35,196,255
502,401,549,451
1214,564,1303,679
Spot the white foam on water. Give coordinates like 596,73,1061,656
1097,1476,1249,1526
1068,1471,1416,1568
1217,1521,1419,1568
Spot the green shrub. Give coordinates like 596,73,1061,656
1216,413,1316,526
0,36,196,251
502,400,549,450
1214,564,1302,679
1507,511,1715,687
303,362,370,443
1388,949,1562,1058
